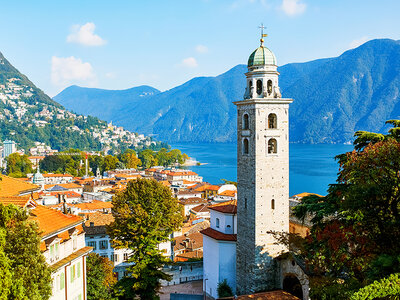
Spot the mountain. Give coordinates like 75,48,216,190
54,39,400,144
0,52,156,152
55,85,160,121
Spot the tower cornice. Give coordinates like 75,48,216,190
233,98,293,106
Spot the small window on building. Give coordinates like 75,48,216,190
73,236,77,250
257,79,263,95
99,240,108,250
124,253,129,262
267,80,273,95
243,113,249,130
245,198,247,209
70,264,76,283
216,218,220,228
77,262,81,278
88,241,97,250
268,113,277,129
268,138,277,154
60,272,65,290
271,199,275,210
243,138,249,155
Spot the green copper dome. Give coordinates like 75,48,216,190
248,45,277,67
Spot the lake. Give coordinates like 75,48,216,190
170,143,354,196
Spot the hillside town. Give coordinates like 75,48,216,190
2,1,400,299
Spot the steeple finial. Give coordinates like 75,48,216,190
258,23,267,46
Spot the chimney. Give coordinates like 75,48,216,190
62,195,67,214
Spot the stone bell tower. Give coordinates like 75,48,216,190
234,27,293,295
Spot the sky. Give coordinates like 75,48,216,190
1,0,400,96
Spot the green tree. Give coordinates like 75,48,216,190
6,153,33,177
40,155,66,173
0,203,52,299
217,279,234,298
293,120,400,299
119,149,142,169
108,179,183,299
103,155,120,171
87,253,117,300
138,149,158,169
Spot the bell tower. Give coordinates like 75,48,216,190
235,27,293,295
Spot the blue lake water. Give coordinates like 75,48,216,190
170,143,354,196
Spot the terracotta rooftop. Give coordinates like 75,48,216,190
191,203,210,214
177,190,202,195
71,200,113,210
220,290,300,300
43,173,73,178
291,192,323,198
30,205,83,238
174,231,203,252
209,200,237,214
167,171,198,176
0,195,37,208
201,227,237,241
83,212,114,235
0,175,40,196
179,197,207,205
218,190,237,197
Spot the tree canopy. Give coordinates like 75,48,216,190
5,153,33,177
293,120,400,299
0,203,52,299
108,179,183,299
86,253,117,300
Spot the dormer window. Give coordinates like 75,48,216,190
256,80,263,95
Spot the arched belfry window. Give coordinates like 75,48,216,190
248,80,253,90
267,80,273,95
268,113,277,129
243,138,249,155
268,138,277,154
243,113,249,130
256,79,263,95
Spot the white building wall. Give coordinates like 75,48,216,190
210,211,237,235
203,235,219,299
219,242,237,295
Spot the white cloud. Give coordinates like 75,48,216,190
51,56,96,87
280,0,306,16
67,22,106,46
181,57,198,68
195,45,209,54
349,36,370,49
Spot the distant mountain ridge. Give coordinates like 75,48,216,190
54,39,400,143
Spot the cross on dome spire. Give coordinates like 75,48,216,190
259,23,268,46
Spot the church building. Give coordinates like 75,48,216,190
202,28,309,299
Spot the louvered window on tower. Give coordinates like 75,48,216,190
243,138,249,155
268,138,277,154
257,79,263,95
268,113,277,129
243,113,249,129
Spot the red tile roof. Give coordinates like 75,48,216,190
43,173,73,178
201,227,237,241
30,205,83,238
179,197,207,205
209,200,237,214
0,175,40,196
191,203,209,213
